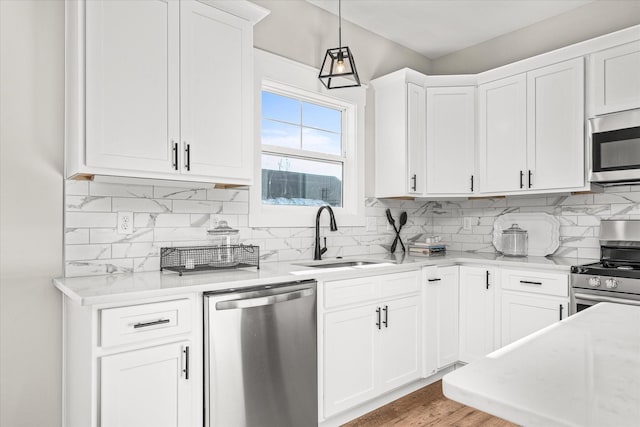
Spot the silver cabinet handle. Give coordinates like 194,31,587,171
215,288,314,310
574,293,640,306
133,318,171,329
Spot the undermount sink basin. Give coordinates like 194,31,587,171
295,260,392,269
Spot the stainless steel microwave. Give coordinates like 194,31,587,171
590,108,640,184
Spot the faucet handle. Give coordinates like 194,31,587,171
320,237,328,255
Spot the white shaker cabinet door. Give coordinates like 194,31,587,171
590,40,640,115
478,74,527,193
101,341,191,427
426,87,476,195
406,83,427,195
459,266,496,364
501,292,569,347
180,0,253,182
85,0,180,173
527,58,585,191
377,296,422,392
324,305,377,417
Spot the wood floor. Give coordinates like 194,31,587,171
342,380,516,427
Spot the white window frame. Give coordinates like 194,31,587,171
250,49,366,228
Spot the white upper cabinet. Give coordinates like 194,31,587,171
66,0,268,184
426,86,476,195
590,40,640,116
373,70,426,198
84,0,179,174
479,58,585,194
180,1,253,180
478,74,527,193
527,58,585,191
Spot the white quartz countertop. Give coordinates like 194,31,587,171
53,251,594,306
443,302,640,427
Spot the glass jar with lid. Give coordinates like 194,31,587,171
501,223,528,257
207,220,240,266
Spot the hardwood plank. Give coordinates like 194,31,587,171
342,380,516,427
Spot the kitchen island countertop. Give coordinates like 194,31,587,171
443,302,640,427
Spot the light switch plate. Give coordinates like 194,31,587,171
365,217,377,232
117,211,134,235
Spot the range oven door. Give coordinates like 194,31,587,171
572,288,640,314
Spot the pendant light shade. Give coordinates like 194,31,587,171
318,0,361,89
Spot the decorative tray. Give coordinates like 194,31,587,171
492,213,560,256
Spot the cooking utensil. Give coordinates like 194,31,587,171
386,209,400,253
398,212,407,252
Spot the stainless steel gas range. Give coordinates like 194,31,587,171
571,220,640,314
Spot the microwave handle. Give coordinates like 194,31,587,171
574,293,640,306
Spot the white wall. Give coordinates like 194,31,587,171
0,1,65,426
431,0,640,74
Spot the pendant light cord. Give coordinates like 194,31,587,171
338,0,342,48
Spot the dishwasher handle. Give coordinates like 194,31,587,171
215,288,315,310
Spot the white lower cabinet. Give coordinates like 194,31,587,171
501,293,568,346
101,341,192,427
500,268,569,347
62,295,201,427
323,271,421,418
423,265,459,376
459,266,497,363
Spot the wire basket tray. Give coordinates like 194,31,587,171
160,245,260,276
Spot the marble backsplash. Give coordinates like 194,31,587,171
64,180,640,277
63,180,431,277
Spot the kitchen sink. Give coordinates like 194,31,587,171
295,260,392,269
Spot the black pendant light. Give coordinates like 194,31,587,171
318,0,361,89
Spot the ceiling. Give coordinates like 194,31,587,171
306,0,594,59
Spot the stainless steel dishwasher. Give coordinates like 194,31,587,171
204,280,317,427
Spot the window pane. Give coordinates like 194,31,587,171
262,154,343,207
262,91,300,124
261,119,301,150
302,102,341,133
302,128,341,155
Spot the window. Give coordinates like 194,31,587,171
261,90,345,207
250,50,365,228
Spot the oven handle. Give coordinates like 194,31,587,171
574,293,640,306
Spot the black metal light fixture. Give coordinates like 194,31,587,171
318,0,361,89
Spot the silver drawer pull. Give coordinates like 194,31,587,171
520,280,542,285
133,318,171,329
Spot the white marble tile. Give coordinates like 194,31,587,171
222,201,249,214
66,195,112,212
89,182,153,198
112,197,172,213
207,188,249,202
65,258,134,277
133,256,160,273
65,244,112,261
90,228,154,244
65,228,89,245
66,212,117,228
65,180,89,195
153,227,208,242
112,242,160,258
172,200,222,214
153,187,208,200
134,213,190,228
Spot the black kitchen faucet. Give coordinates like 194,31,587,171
314,205,338,260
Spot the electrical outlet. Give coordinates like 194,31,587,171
463,217,473,231
365,217,376,232
117,211,134,235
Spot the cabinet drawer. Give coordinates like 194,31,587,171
380,271,420,299
324,277,378,309
100,299,192,347
501,269,568,297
